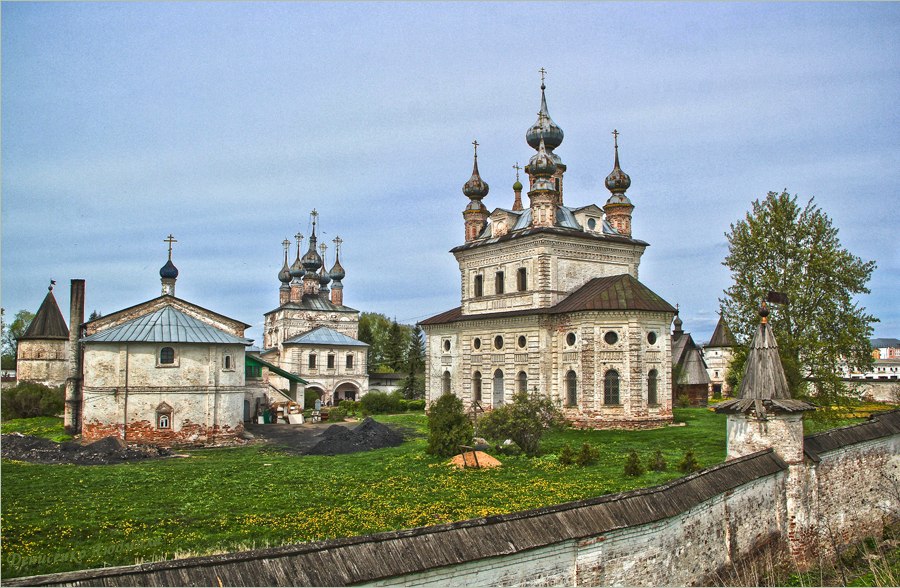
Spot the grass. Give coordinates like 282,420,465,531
1,416,71,442
0,404,891,580
1,409,725,578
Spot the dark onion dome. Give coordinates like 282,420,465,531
329,257,345,282
605,130,631,194
159,259,178,279
279,241,292,283
529,138,557,176
462,153,489,200
526,83,564,151
301,233,323,272
318,265,331,287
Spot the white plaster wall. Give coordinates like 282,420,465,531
726,414,805,463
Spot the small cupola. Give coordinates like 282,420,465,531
278,238,292,284
160,234,179,296
462,141,490,242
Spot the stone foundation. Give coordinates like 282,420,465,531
82,419,243,446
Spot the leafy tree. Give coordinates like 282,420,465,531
2,310,35,366
426,393,472,457
478,390,565,457
1,382,65,419
720,192,877,405
358,313,413,374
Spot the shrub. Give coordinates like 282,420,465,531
679,450,701,473
338,400,359,416
360,391,403,415
1,382,65,420
407,399,426,411
677,394,691,408
648,449,667,472
576,443,600,467
326,407,347,422
624,450,644,476
426,393,473,457
397,399,409,412
478,390,565,457
304,388,322,408
558,444,576,466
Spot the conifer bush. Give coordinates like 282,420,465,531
558,444,576,466
624,450,644,476
679,449,701,473
576,443,600,466
426,393,473,457
648,449,667,472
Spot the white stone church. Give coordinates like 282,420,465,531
421,77,677,429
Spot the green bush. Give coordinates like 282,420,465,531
558,444,576,466
397,399,409,412
677,393,691,408
326,407,347,422
304,388,322,408
407,399,426,411
576,443,600,467
1,382,65,420
679,450,701,473
426,393,473,458
624,450,644,476
338,400,359,416
478,390,565,457
648,449,667,472
360,391,404,415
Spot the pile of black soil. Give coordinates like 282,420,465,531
1,433,171,465
305,417,404,455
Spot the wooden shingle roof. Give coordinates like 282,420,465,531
19,289,68,340
707,316,737,347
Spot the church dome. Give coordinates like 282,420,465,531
463,154,489,200
301,247,322,273
289,256,304,279
159,259,178,280
278,263,291,284
513,178,523,192
525,84,564,151
605,130,631,194
318,266,331,287
329,258,345,282
529,138,557,177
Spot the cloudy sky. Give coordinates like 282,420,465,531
3,2,898,345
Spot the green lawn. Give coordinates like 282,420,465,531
0,405,881,579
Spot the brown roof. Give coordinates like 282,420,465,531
707,316,737,347
19,289,68,340
420,274,675,326
672,333,710,386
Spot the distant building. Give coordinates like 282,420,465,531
671,311,710,407
80,243,252,444
421,77,676,429
703,315,737,397
15,282,70,387
870,338,900,360
259,212,369,405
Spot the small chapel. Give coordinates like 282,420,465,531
420,73,677,429
258,211,369,405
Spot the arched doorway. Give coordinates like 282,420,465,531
493,369,504,407
334,382,360,403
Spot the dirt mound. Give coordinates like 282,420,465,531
1,433,171,465
449,451,502,469
305,417,404,455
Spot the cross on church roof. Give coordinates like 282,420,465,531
539,67,547,84
612,129,620,148
164,234,177,260
513,162,521,180
333,235,343,253
472,140,479,158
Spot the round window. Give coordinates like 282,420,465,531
587,217,597,230
517,335,526,348
604,331,619,345
647,332,657,345
566,332,576,346
494,335,504,350
443,340,451,352
473,337,481,350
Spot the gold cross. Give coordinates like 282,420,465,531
282,238,291,252
164,234,177,260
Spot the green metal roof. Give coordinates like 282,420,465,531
82,306,251,345
246,354,307,384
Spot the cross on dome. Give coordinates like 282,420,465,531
164,234,177,260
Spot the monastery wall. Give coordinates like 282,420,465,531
14,411,897,587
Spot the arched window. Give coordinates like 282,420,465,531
493,369,504,406
566,370,577,407
156,402,173,430
648,369,658,405
517,268,527,291
604,370,620,405
159,347,175,365
223,355,232,370
517,370,527,393
442,371,451,395
473,371,482,402
474,275,483,298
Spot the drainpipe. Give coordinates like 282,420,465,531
123,343,129,442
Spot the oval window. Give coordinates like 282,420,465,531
517,335,526,348
566,332,576,346
647,332,657,345
473,337,481,350
587,218,597,230
604,331,619,345
443,340,451,352
494,335,504,350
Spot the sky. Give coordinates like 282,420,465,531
2,2,898,346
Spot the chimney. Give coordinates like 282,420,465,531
64,279,85,433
